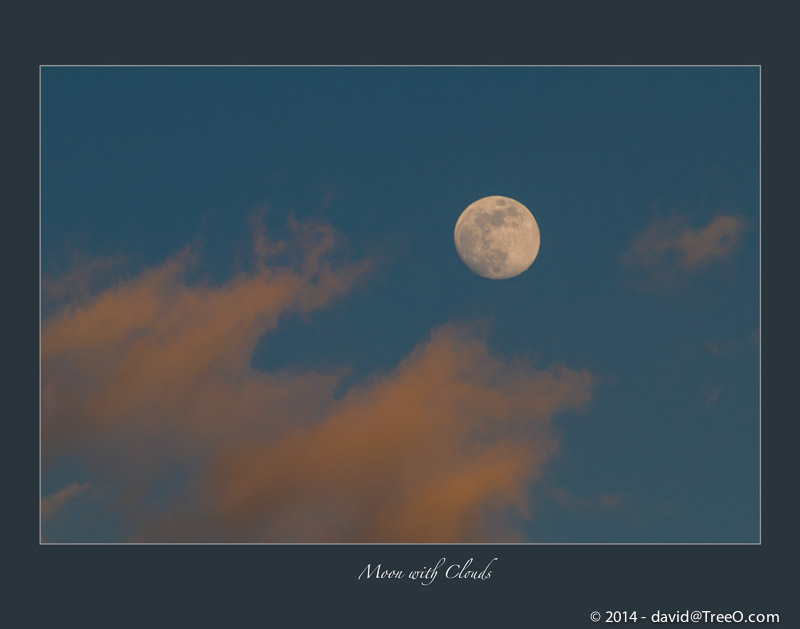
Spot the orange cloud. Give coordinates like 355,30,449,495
42,253,126,304
42,217,594,542
146,324,594,542
623,213,745,288
42,218,368,510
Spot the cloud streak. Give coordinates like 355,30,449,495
41,483,90,520
623,213,745,289
42,216,594,542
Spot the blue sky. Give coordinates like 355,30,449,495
41,67,759,542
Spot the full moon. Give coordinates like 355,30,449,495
454,195,540,279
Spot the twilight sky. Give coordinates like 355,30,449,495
41,67,759,543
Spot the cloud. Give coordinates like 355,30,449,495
41,482,90,520
622,213,745,288
706,327,759,357
706,339,740,357
550,487,623,512
42,253,126,305
144,324,594,542
42,216,594,542
42,218,369,467
704,386,722,408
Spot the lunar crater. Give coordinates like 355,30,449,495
454,195,540,279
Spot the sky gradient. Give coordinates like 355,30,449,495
41,67,759,542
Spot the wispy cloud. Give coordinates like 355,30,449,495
41,482,90,520
42,216,594,542
706,327,759,357
623,213,745,289
550,487,622,511
704,386,723,408
42,253,126,304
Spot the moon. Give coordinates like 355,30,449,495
454,195,540,279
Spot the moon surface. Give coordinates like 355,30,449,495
454,196,540,279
